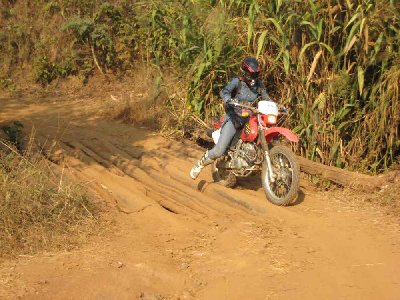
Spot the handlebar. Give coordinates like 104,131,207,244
230,101,258,111
229,100,288,115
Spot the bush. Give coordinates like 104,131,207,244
34,55,60,86
0,77,17,92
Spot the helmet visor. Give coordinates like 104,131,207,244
244,70,259,80
250,71,259,79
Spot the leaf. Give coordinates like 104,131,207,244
307,50,323,84
298,41,317,63
317,19,323,41
308,0,318,16
359,17,367,36
247,1,259,46
345,13,359,30
316,147,324,161
293,125,304,135
343,35,359,55
301,20,318,41
343,20,361,55
283,50,290,75
374,33,384,55
256,30,268,58
345,0,354,9
275,0,283,13
329,142,339,160
338,120,351,130
332,25,342,34
305,123,313,139
312,92,326,110
265,17,284,36
357,66,364,95
300,21,316,30
269,35,282,47
336,106,352,121
363,22,369,53
319,43,334,56
194,62,206,86
247,21,253,46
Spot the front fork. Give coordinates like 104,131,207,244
259,129,275,183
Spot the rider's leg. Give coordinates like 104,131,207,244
190,117,236,179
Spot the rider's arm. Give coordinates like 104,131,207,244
221,77,239,104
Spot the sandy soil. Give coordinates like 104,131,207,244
0,97,399,300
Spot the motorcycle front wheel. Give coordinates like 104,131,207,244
261,145,300,206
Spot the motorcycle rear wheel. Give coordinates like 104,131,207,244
262,145,300,206
212,159,237,188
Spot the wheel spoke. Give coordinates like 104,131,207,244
267,152,294,199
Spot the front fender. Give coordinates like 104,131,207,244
264,127,299,143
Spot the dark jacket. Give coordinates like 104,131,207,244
220,77,274,127
221,77,273,104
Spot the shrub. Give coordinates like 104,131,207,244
34,55,60,86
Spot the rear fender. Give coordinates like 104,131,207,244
264,127,299,143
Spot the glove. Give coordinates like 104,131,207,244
226,98,238,105
224,98,237,111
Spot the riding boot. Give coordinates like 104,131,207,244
190,151,214,179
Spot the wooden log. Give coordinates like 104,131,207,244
296,156,394,192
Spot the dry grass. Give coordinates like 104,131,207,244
0,136,99,259
333,172,400,218
372,183,400,216
100,65,193,138
368,167,400,216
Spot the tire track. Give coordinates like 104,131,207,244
51,133,264,217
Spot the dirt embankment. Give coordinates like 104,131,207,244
0,97,399,300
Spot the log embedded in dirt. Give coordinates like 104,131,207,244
296,156,397,192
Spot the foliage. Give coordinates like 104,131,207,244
0,77,17,92
0,0,399,173
34,55,60,86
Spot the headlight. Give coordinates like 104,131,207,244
259,114,277,126
267,115,277,124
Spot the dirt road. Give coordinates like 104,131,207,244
1,97,399,299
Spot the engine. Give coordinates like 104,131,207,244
228,141,262,170
240,142,259,162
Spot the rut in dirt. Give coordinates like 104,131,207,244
38,128,271,217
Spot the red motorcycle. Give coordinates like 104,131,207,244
209,100,300,206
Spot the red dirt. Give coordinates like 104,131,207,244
0,97,399,299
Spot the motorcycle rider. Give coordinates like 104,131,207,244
190,56,275,180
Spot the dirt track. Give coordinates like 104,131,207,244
1,97,400,299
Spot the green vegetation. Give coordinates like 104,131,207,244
0,0,398,173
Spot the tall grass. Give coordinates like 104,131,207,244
0,0,398,173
